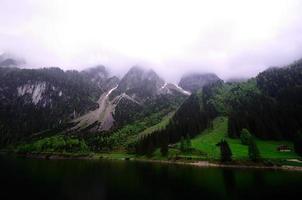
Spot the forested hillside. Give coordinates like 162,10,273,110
135,60,302,155
228,61,302,139
0,65,189,148
0,66,116,146
1,58,302,159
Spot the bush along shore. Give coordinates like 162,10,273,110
1,149,302,172
1,116,301,171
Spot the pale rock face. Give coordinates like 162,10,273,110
158,82,191,96
160,83,168,90
17,82,46,104
114,66,166,101
70,66,189,132
173,84,191,95
71,83,144,132
72,85,119,131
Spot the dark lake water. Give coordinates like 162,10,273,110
1,155,302,200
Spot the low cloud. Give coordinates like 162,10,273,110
1,0,302,82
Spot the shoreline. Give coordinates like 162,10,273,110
2,151,302,172
130,158,302,172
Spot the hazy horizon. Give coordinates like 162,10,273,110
1,0,302,82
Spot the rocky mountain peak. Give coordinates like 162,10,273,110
179,73,222,92
81,65,119,91
0,58,18,68
0,54,24,68
116,66,165,95
82,65,108,80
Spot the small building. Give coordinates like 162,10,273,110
277,145,292,152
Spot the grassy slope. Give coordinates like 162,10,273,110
12,113,301,163
123,112,174,145
137,112,174,138
191,117,300,160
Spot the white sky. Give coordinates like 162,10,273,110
1,0,302,82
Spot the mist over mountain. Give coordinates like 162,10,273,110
1,54,302,153
2,0,302,82
0,61,190,145
0,54,24,68
0,66,108,144
179,73,222,93
2,1,302,199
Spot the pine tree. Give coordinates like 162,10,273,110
185,134,192,151
248,137,261,161
294,131,302,156
216,139,232,162
180,136,185,152
146,136,155,157
160,135,169,156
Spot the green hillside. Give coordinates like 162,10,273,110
191,117,299,160
138,112,174,138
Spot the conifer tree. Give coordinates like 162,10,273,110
294,131,302,156
185,134,192,151
216,139,232,162
180,136,185,152
146,136,155,156
248,137,261,161
160,135,169,156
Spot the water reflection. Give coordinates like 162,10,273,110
1,155,302,200
222,169,236,199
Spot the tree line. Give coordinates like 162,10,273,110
134,84,219,155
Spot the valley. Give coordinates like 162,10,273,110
2,1,302,199
1,57,302,170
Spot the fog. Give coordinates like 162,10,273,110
1,0,302,82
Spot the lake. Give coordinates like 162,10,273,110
1,155,302,200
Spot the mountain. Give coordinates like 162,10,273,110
179,73,222,92
135,80,222,154
227,61,302,139
2,56,302,156
110,66,190,100
81,65,119,91
0,54,23,68
0,63,191,146
70,66,189,133
113,66,164,98
0,58,18,68
135,60,302,154
0,65,117,145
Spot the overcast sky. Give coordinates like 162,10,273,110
1,0,302,82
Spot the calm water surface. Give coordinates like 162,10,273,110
1,155,302,200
